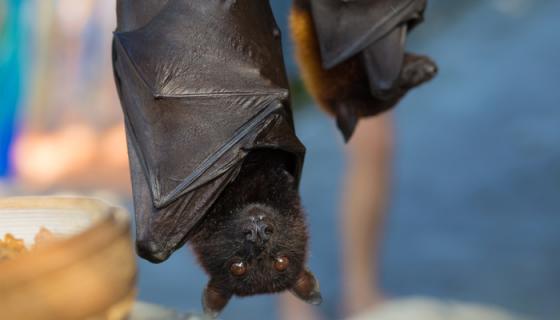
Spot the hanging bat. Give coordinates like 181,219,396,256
112,0,320,317
290,0,438,141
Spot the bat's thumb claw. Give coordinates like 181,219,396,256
401,55,438,89
136,239,169,263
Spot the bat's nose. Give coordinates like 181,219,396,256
245,220,272,245
256,220,273,242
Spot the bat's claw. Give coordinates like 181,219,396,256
401,55,438,89
136,239,170,263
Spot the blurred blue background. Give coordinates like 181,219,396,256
1,0,559,319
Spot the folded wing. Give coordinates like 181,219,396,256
113,0,305,262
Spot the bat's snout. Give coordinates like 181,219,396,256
244,219,272,245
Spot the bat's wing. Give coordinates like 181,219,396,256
361,26,407,94
310,0,426,91
115,0,169,33
112,0,305,263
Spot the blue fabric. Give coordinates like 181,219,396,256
0,0,27,177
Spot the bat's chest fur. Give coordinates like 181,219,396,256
192,149,303,238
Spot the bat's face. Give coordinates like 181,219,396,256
193,202,308,295
190,150,321,317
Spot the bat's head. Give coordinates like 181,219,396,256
190,150,321,317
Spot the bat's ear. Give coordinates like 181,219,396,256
290,268,323,305
336,106,358,143
202,281,232,318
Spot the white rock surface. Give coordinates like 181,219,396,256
130,302,204,320
348,297,528,320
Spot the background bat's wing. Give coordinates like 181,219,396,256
310,0,426,69
112,0,305,262
361,26,407,94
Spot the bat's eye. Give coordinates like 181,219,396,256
274,256,289,272
230,261,247,276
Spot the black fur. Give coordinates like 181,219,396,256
190,149,308,296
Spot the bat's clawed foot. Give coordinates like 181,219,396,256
401,54,438,89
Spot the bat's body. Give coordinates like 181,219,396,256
113,0,319,317
291,0,438,141
191,150,320,316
